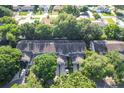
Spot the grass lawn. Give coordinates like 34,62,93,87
89,18,96,21
102,13,114,16
104,18,115,24
19,12,28,16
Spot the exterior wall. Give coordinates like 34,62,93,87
56,63,66,76
73,62,78,72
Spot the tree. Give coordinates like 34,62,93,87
106,51,124,66
0,24,19,47
51,72,96,88
0,16,17,24
81,53,115,81
48,5,55,13
33,5,39,14
0,24,19,46
19,23,35,40
0,46,22,86
106,51,124,84
32,54,57,87
79,22,103,48
81,23,103,41
35,24,52,39
80,6,88,12
114,5,124,10
0,6,13,17
62,5,80,17
2,5,13,10
77,19,91,27
104,24,121,40
53,13,81,39
119,28,124,40
77,19,103,42
93,13,101,20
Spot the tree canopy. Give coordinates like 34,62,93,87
0,16,17,24
0,6,13,17
0,24,19,47
62,5,80,17
106,51,124,84
32,54,57,87
81,52,115,81
104,24,121,40
53,13,81,39
35,24,52,39
51,72,96,88
19,23,35,40
80,6,88,12
0,46,22,86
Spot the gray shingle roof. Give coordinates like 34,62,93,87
17,40,86,55
92,40,124,54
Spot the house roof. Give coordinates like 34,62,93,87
13,5,34,11
17,40,86,55
92,40,124,54
53,5,63,11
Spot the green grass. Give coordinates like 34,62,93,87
89,18,96,21
104,18,115,24
102,13,114,16
19,12,28,16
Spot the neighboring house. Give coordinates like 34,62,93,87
13,5,34,12
53,5,63,12
90,40,124,54
16,40,86,76
96,6,111,13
